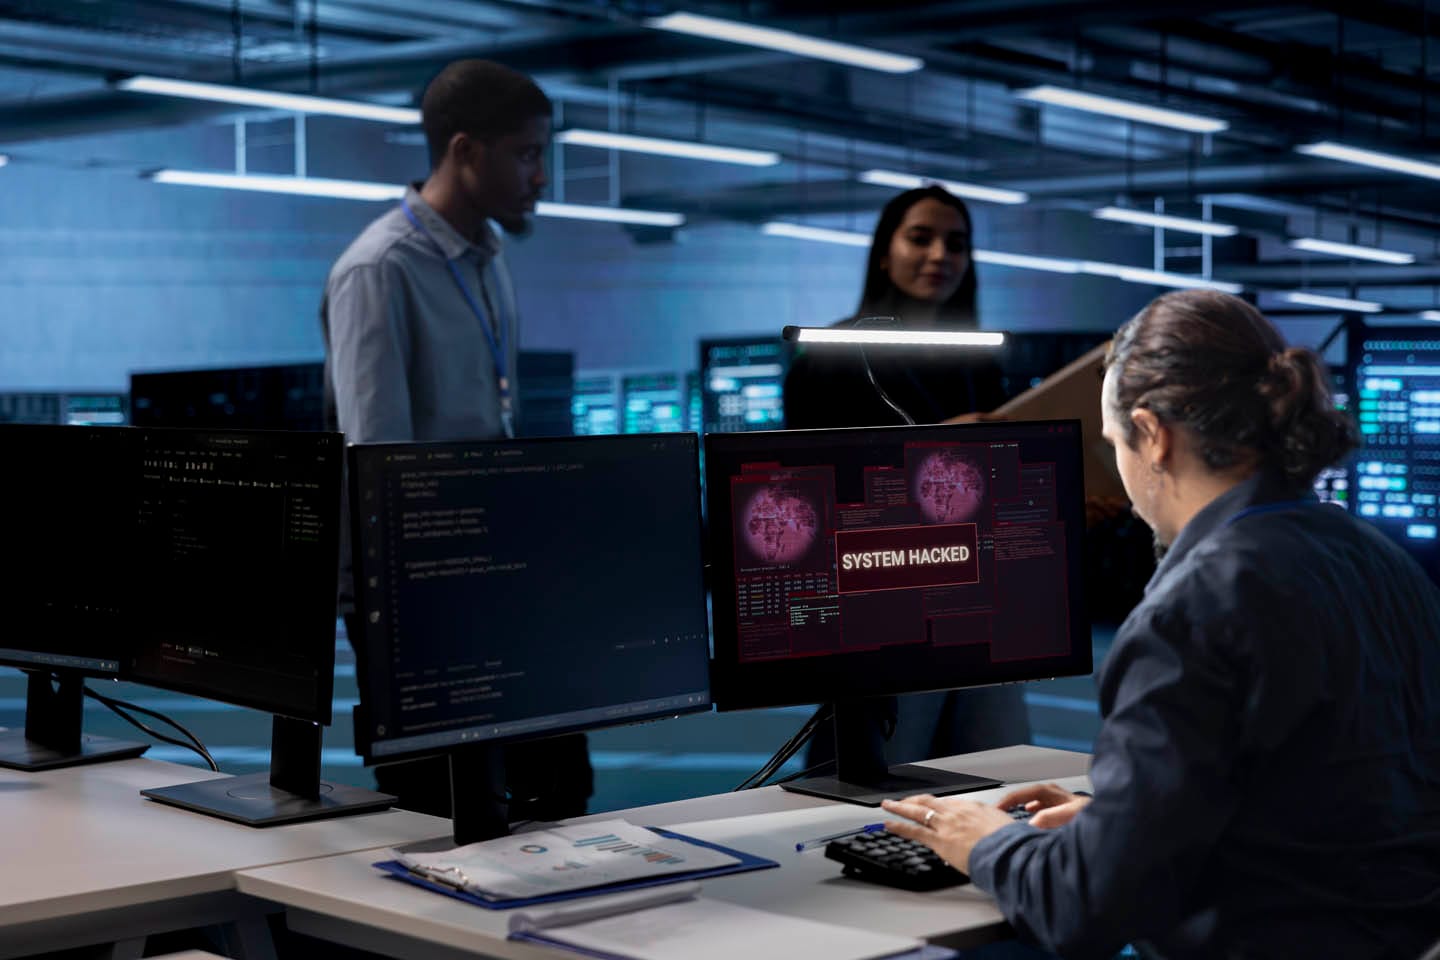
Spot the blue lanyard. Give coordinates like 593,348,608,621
1223,499,1319,529
401,199,512,431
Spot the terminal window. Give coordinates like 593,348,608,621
1352,335,1440,545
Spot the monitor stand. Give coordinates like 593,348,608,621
449,742,511,845
141,715,396,826
779,699,1002,806
0,672,148,771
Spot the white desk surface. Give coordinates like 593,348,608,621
236,746,1091,960
0,757,450,930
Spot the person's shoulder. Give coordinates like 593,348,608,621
328,206,414,285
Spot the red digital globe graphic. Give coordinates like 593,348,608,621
742,484,818,564
913,449,986,524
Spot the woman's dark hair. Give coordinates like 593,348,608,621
421,59,552,170
858,185,977,326
1104,289,1358,489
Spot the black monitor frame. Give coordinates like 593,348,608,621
348,433,713,842
705,420,1092,804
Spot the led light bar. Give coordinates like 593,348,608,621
1283,291,1383,313
782,326,1004,346
761,222,870,246
972,250,1082,274
1289,237,1415,265
1015,85,1228,134
1296,141,1440,181
858,169,1028,205
149,170,406,200
1093,206,1238,237
117,75,421,124
148,171,686,224
1422,311,1440,322
535,201,684,227
646,12,923,73
556,129,779,166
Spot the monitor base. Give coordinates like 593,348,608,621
142,772,396,826
0,730,149,771
779,763,1001,807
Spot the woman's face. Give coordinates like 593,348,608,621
881,197,971,304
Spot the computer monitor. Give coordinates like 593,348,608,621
1313,367,1352,508
130,362,325,431
0,424,148,769
622,372,687,433
572,374,619,435
349,433,712,842
699,336,788,433
1346,326,1440,582
515,350,575,437
705,420,1092,805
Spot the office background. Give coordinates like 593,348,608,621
1,0,1436,811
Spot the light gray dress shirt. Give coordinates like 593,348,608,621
322,184,520,445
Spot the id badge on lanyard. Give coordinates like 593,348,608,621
401,200,514,438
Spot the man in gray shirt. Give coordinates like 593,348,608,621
324,60,592,825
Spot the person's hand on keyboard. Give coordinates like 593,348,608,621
880,794,1016,875
995,782,1092,829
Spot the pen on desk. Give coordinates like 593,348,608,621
794,823,885,852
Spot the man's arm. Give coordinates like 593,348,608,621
327,260,414,443
964,606,1248,959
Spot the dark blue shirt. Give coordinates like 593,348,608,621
969,471,1440,959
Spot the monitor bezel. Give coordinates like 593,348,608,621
347,432,714,766
705,419,1093,711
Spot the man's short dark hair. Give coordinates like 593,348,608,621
421,60,552,169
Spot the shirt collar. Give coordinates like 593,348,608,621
403,183,500,262
1147,469,1315,591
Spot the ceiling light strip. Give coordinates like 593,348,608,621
1283,291,1383,313
859,169,1028,205
1296,141,1440,181
1421,311,1440,322
646,12,923,74
1093,206,1238,237
761,222,871,246
118,76,421,124
556,130,779,166
1015,85,1228,133
1289,237,1415,265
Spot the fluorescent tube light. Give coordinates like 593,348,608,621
859,169,1028,205
646,12,923,73
783,326,1005,347
1080,261,1242,293
534,202,684,227
1284,291,1383,313
149,171,686,224
1422,311,1440,322
117,75,421,124
1289,237,1415,265
1015,85,1228,134
556,129,779,166
1296,141,1440,181
761,222,871,246
972,250,1082,274
1094,206,1238,237
0,154,8,168
150,170,405,200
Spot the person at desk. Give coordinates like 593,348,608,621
784,185,1030,770
323,59,591,823
884,289,1440,959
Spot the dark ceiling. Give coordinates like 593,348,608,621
3,1,1440,309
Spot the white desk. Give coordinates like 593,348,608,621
236,746,1091,960
0,757,450,959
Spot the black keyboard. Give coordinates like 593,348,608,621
824,808,1033,892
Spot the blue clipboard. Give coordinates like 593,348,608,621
373,826,779,910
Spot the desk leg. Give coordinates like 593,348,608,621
219,916,279,960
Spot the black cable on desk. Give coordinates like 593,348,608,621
83,686,219,772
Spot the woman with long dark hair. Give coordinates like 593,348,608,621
784,185,1029,772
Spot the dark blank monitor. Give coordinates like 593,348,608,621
515,350,576,438
1347,326,1440,582
0,425,147,769
994,332,1111,403
130,363,325,431
349,434,712,842
706,420,1091,805
699,336,788,433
